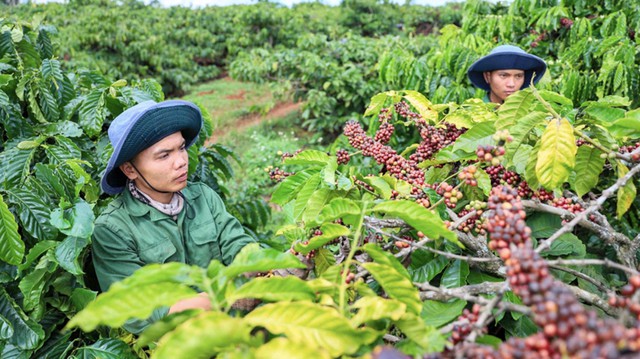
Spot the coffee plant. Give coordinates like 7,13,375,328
0,17,268,357
66,84,640,358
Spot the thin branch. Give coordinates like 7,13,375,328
416,282,530,316
548,264,612,295
467,289,505,343
451,208,479,230
522,199,631,247
547,258,639,276
566,283,616,316
536,161,640,258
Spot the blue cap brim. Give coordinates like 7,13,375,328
101,100,203,195
467,51,547,91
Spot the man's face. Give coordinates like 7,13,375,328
483,69,525,104
120,131,189,202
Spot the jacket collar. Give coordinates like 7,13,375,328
121,182,201,220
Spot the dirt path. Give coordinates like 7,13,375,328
207,101,302,144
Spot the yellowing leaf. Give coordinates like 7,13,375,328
535,118,577,190
372,200,459,246
616,163,636,218
245,302,363,357
153,312,251,359
403,90,438,123
350,297,407,327
256,337,331,359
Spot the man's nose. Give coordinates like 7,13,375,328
176,153,188,168
506,78,516,87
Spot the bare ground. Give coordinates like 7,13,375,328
206,100,302,144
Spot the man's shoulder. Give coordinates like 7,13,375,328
183,182,218,199
95,196,128,225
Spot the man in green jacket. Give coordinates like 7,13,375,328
467,44,547,104
92,100,254,332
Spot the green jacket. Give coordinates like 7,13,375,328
91,182,254,332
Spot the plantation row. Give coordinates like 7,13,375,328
6,0,640,140
3,0,461,96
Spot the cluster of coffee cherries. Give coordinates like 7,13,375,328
609,275,640,320
374,121,395,145
437,185,640,358
336,149,350,165
458,165,479,186
435,182,464,209
560,17,574,29
619,142,640,162
394,100,466,163
529,29,548,48
394,101,423,122
394,235,412,249
344,120,425,188
476,145,506,166
267,166,293,182
452,201,487,235
450,304,484,345
408,123,467,163
485,165,520,187
483,164,588,218
549,196,584,215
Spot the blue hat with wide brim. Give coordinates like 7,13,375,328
101,100,203,195
467,45,547,91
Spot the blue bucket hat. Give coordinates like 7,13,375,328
467,45,547,91
101,100,203,195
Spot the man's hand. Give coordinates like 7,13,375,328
168,292,211,314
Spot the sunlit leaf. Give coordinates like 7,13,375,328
228,276,315,303
395,313,446,352
403,90,438,123
245,302,363,357
372,200,459,246
364,92,389,117
294,223,350,254
255,337,331,359
535,118,577,190
616,162,636,218
284,150,330,166
350,297,406,327
67,263,199,331
362,262,422,316
504,111,546,164
271,169,319,206
363,243,411,280
153,312,251,359
452,121,495,154
223,243,306,279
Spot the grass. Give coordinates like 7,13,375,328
181,77,275,133
219,112,320,229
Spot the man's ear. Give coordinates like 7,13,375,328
483,71,492,84
119,162,138,180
